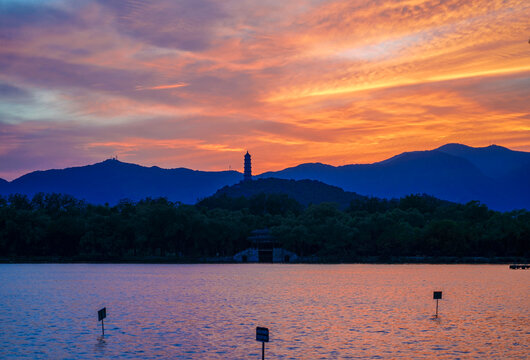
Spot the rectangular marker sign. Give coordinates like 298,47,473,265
256,327,269,342
433,291,442,300
98,307,106,321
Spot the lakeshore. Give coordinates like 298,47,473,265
1,255,529,264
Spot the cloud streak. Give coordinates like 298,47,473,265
135,83,189,91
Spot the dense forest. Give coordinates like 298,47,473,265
0,192,529,261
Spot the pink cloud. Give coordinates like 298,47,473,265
0,0,529,180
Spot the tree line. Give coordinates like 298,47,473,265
0,192,528,260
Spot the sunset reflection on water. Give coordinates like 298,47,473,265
0,264,528,359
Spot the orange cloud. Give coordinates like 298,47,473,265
135,83,188,91
0,0,529,180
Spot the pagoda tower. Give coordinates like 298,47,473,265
244,151,252,181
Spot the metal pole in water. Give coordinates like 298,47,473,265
98,307,107,336
433,291,442,318
256,326,269,359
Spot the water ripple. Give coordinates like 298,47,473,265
0,264,528,359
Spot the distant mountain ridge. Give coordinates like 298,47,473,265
436,143,530,178
1,144,529,210
1,159,242,204
258,144,530,211
259,150,492,200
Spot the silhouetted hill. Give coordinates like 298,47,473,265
258,145,530,211
209,178,366,208
0,178,7,192
500,164,530,210
1,144,529,210
258,151,492,202
436,143,530,179
2,159,241,204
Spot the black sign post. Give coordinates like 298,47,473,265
433,291,442,318
98,307,106,336
256,327,269,360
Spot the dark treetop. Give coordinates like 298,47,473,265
1,189,528,262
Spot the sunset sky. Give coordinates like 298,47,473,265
1,0,529,180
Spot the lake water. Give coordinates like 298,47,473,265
0,264,528,359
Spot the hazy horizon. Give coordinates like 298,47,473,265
1,142,526,181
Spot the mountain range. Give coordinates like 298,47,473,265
0,160,241,205
1,143,529,211
258,143,530,211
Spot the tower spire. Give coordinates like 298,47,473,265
244,151,252,181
